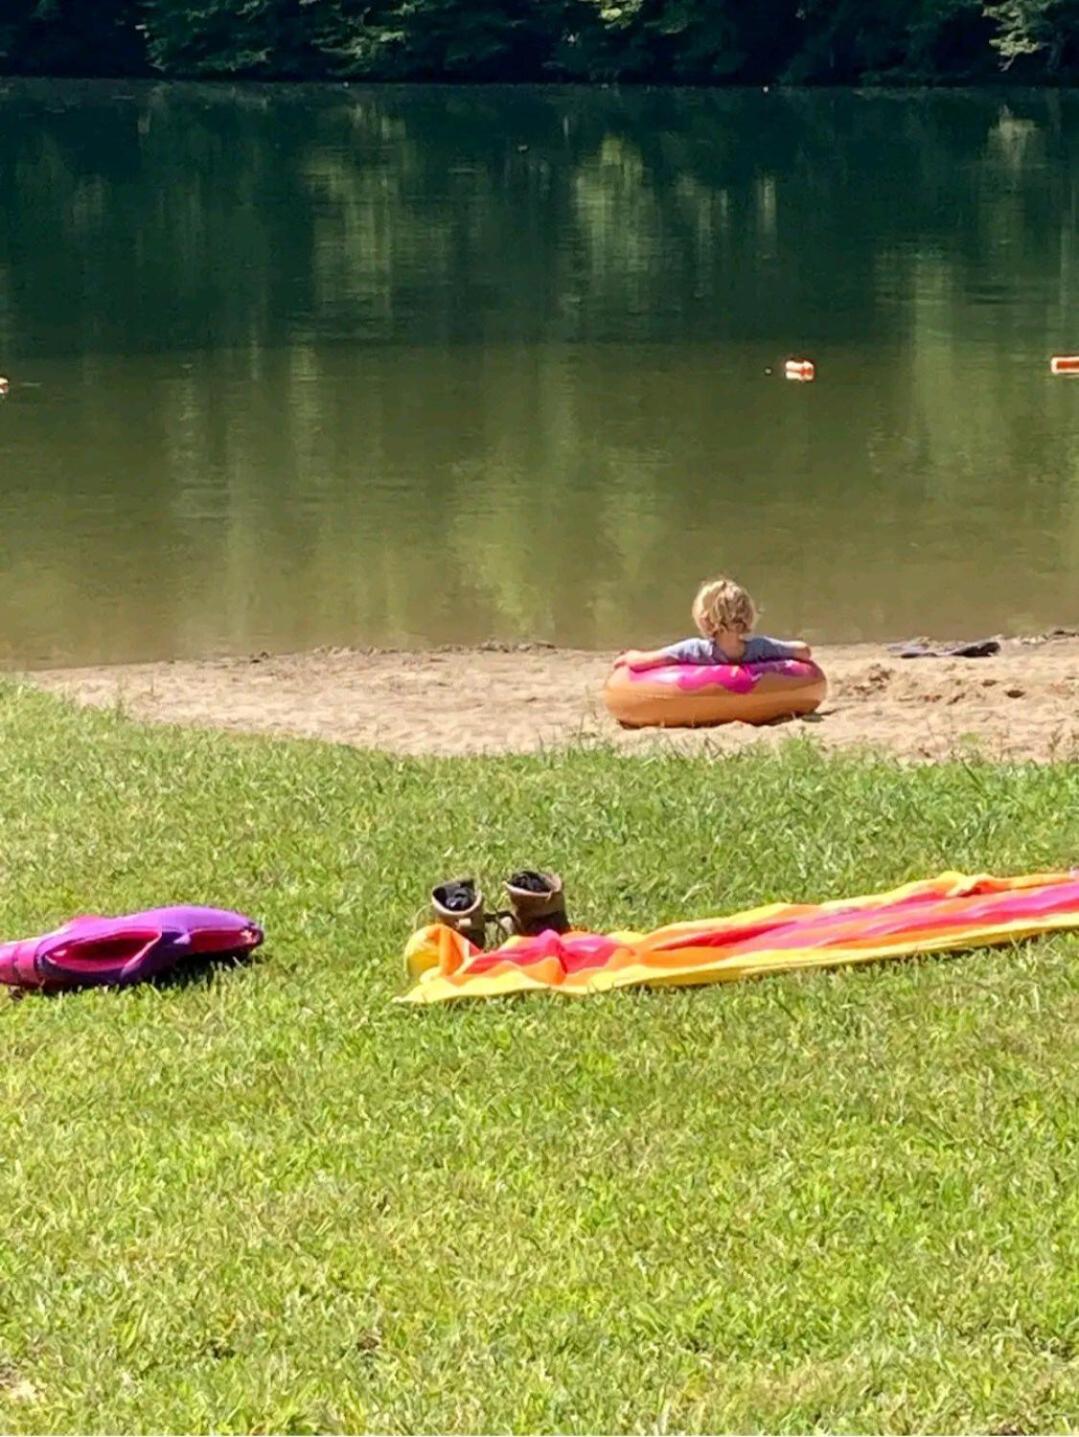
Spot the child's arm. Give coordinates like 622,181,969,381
749,635,813,662
614,647,672,671
616,637,716,670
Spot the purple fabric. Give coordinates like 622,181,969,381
661,634,803,665
0,905,263,991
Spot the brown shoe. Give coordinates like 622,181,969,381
431,878,487,949
504,870,569,937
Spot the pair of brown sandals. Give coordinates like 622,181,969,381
430,870,569,948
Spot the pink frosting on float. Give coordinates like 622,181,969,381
625,660,817,695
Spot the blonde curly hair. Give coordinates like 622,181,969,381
692,577,758,640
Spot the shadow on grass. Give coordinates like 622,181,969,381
6,947,264,1002
149,946,265,992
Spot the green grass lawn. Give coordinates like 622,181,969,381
0,682,1076,1434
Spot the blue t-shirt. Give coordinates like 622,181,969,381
661,635,800,665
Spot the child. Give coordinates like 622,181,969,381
616,577,812,671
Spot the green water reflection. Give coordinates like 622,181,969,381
1,81,1077,664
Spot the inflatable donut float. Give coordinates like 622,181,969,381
604,658,827,728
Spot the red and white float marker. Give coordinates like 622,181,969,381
784,358,815,382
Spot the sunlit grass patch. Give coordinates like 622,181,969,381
0,683,1076,1433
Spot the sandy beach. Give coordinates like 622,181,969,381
26,632,1079,762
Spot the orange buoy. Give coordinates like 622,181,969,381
0,377,9,396
1050,356,1079,376
784,359,815,383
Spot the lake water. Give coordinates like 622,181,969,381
1,80,1078,666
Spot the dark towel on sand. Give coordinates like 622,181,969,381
887,639,1001,660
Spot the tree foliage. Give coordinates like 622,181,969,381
0,0,1076,80
986,0,1079,70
